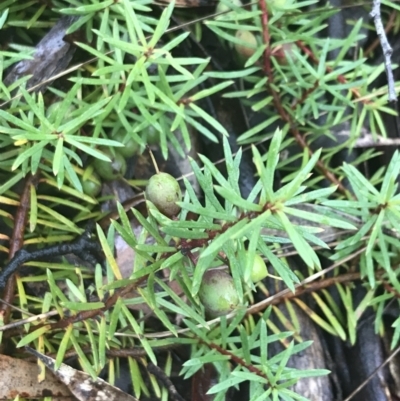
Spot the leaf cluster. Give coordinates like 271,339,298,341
1,0,400,400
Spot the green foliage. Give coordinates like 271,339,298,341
1,0,400,400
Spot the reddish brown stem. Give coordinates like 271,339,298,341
48,279,146,330
382,279,400,299
202,339,269,381
258,4,349,195
246,271,361,316
259,0,272,81
291,80,319,110
296,40,371,105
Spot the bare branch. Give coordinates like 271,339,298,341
370,0,397,102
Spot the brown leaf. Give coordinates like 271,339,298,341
0,353,73,400
4,16,78,92
25,347,139,401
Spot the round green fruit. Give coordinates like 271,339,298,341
234,30,257,59
143,125,161,146
145,172,182,217
250,254,268,282
216,0,243,16
81,172,102,197
199,270,240,318
92,149,127,181
113,131,139,158
273,43,295,66
46,101,75,120
268,0,293,11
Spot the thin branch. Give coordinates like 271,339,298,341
370,0,397,102
336,129,400,147
296,41,372,105
146,362,188,401
258,5,349,195
203,339,269,380
0,174,39,325
364,9,396,56
343,344,400,401
101,248,367,340
0,221,101,289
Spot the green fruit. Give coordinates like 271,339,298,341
92,149,127,181
268,0,293,11
216,0,243,17
145,172,182,217
143,125,161,146
46,101,75,120
234,30,258,59
81,172,102,197
273,43,295,66
199,270,240,318
113,131,139,158
250,254,268,282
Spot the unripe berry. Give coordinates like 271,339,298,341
234,30,258,59
199,270,240,318
113,131,139,158
145,172,182,217
268,0,293,11
92,149,127,181
250,254,268,282
216,0,243,17
143,125,161,146
273,43,295,65
46,101,75,119
81,171,102,197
